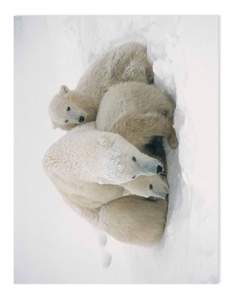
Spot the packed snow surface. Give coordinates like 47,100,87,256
14,16,219,283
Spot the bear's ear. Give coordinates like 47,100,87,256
59,85,69,95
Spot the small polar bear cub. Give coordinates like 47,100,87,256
123,175,168,200
45,169,168,209
49,42,154,130
49,85,88,130
43,126,164,186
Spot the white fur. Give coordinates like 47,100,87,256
43,124,167,210
43,124,168,244
46,167,168,209
76,42,153,100
96,81,178,149
62,193,168,246
43,125,163,186
123,174,168,200
98,196,168,246
49,42,154,130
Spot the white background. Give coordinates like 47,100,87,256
0,0,232,298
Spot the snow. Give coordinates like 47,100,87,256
14,16,219,283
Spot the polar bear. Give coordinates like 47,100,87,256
64,194,168,246
43,126,164,186
45,167,168,209
43,125,168,245
43,124,168,208
96,81,178,150
123,174,168,200
49,42,154,130
99,196,167,245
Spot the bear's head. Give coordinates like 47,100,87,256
122,174,168,200
100,133,165,185
49,85,96,130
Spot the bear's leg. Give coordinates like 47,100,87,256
99,196,168,246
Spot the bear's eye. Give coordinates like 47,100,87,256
149,184,153,190
65,120,69,123
132,175,136,179
132,156,136,162
66,106,71,111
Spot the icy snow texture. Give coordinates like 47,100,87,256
14,16,219,283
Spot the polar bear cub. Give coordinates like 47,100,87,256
45,168,168,209
49,42,154,130
96,81,178,150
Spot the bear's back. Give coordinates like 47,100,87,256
76,42,151,102
96,81,174,132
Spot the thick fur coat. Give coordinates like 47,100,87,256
66,194,168,246
49,42,154,130
43,126,163,186
45,43,174,246
43,125,168,245
96,81,178,151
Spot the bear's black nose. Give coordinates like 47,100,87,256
156,165,163,174
79,116,85,123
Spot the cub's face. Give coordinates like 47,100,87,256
49,85,87,130
123,175,169,200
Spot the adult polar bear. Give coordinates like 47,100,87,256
43,125,168,245
43,124,167,206
43,126,164,186
49,42,154,130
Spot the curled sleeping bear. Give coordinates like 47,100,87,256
96,81,178,150
49,42,154,130
64,194,168,246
